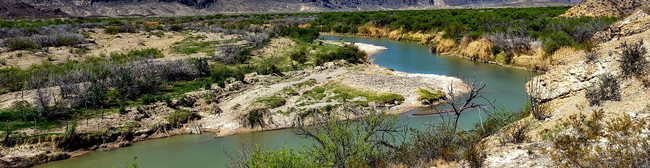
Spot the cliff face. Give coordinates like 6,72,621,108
22,0,579,17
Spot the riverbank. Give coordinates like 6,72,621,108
1,41,466,167
321,32,549,73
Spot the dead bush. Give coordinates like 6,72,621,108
585,74,620,106
500,120,532,144
618,41,648,78
551,110,650,167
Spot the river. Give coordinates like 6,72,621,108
36,36,536,168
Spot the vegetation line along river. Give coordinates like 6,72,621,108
36,35,537,168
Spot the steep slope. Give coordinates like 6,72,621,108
562,0,650,17
484,7,650,167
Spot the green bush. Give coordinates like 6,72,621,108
289,47,308,64
243,146,314,168
110,48,164,62
178,95,196,107
256,64,282,76
119,105,127,115
543,31,574,54
5,37,38,51
211,65,245,86
165,110,200,127
282,27,319,43
170,25,183,32
247,109,266,128
315,44,366,65
141,94,157,105
104,26,123,35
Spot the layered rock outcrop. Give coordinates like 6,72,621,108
592,8,650,44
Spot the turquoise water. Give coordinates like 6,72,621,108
36,36,535,168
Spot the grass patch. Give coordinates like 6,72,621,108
254,96,287,108
6,121,60,133
165,110,200,127
279,87,300,96
302,86,326,100
299,82,404,107
117,122,140,132
416,88,446,104
293,79,318,88
172,35,220,55
326,83,404,106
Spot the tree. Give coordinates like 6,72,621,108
293,107,406,168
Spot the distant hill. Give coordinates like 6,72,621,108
0,0,68,18
14,0,580,18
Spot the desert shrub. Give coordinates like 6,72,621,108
281,27,319,43
585,51,598,63
110,48,164,62
543,31,574,54
247,109,267,128
170,25,183,32
550,110,650,167
585,74,620,106
242,146,315,168
164,96,175,108
532,102,550,121
315,44,366,65
104,26,122,35
500,120,532,144
213,45,243,64
141,94,157,104
618,41,648,78
245,33,271,48
293,111,403,167
256,64,282,76
463,141,487,168
177,95,196,107
165,110,200,128
407,121,461,162
475,107,527,138
289,47,308,64
30,32,84,47
188,58,211,76
4,37,38,51
118,105,127,115
211,64,245,86
104,21,136,35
